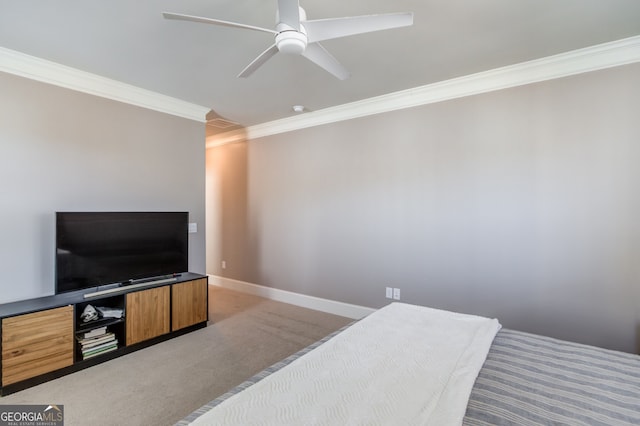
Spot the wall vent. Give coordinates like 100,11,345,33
207,118,239,129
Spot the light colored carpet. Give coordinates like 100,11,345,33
0,286,352,426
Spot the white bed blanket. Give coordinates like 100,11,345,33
192,302,501,426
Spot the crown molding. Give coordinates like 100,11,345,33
0,47,210,123
207,34,640,146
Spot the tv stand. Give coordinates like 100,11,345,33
0,273,208,395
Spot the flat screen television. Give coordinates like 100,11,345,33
55,211,189,294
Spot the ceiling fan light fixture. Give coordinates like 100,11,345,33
275,30,308,55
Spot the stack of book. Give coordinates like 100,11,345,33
77,326,118,360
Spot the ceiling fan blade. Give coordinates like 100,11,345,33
277,0,301,30
302,43,350,80
305,12,413,43
238,44,280,78
163,12,277,35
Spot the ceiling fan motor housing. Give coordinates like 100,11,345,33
275,29,308,55
274,6,308,55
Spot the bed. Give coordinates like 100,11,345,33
177,302,640,425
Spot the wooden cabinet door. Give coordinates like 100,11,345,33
125,286,170,346
172,278,208,331
2,306,74,386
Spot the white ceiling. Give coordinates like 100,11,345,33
1,1,640,136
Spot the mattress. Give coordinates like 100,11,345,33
178,321,640,425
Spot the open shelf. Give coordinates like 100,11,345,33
75,295,125,330
76,317,124,334
75,294,126,361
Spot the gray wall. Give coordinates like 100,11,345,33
207,63,640,353
0,71,206,304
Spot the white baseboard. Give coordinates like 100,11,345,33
208,275,375,320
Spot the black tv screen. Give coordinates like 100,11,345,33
55,212,189,294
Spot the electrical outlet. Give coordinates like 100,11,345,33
221,260,226,269
385,287,393,299
393,288,401,300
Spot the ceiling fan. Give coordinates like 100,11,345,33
163,0,413,80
